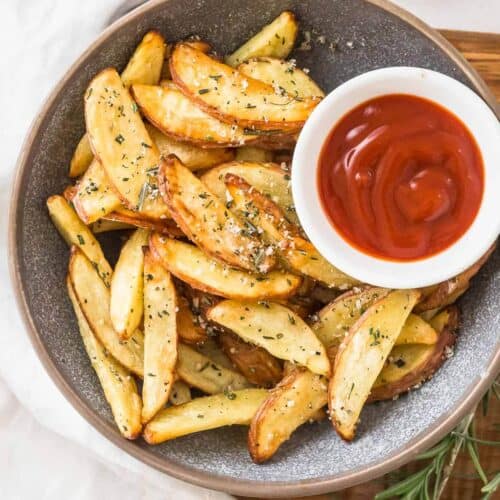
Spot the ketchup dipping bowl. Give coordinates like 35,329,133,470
292,67,500,289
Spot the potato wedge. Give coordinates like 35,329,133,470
120,31,166,88
133,83,259,147
70,31,166,179
248,368,327,462
71,159,122,224
91,219,134,233
85,68,161,210
67,279,142,439
207,301,330,376
110,229,149,339
416,244,495,312
143,388,268,444
177,343,251,394
200,161,297,224
219,332,283,387
150,235,301,300
68,247,144,377
369,307,458,402
69,134,94,178
177,295,208,344
170,44,320,132
328,289,420,440
169,380,191,406
225,11,298,67
235,147,274,162
142,250,178,423
146,123,234,170
238,57,324,98
47,195,112,286
226,175,358,288
158,155,275,272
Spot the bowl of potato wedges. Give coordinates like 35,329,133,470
9,0,499,497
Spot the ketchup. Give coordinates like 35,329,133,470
317,94,484,261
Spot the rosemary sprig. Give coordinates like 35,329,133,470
375,379,499,499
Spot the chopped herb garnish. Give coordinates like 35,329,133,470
198,88,210,94
115,134,125,144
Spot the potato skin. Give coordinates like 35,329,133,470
368,306,459,402
219,332,283,387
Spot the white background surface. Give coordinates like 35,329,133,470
0,1,498,499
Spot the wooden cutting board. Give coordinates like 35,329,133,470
238,29,500,500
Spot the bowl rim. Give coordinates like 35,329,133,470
292,66,500,289
7,0,500,497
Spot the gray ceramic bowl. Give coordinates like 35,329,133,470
9,0,500,497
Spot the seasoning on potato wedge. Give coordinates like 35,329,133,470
150,234,301,300
168,380,192,406
144,389,268,444
67,279,142,439
329,290,420,440
200,161,298,224
170,44,320,132
68,247,144,377
248,367,328,462
158,155,275,273
225,11,298,67
207,300,330,376
226,174,358,288
176,295,208,345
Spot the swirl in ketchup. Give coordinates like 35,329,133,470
317,94,484,261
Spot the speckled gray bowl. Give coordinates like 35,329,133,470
9,0,500,497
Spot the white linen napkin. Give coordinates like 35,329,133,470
0,1,229,498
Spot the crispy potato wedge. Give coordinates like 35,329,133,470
110,229,149,339
225,11,298,67
133,83,259,147
219,332,283,387
195,339,234,369
369,307,458,402
226,175,358,288
150,235,301,300
72,159,122,224
235,147,274,162
201,161,297,223
170,44,320,132
238,57,324,98
143,388,268,444
142,250,178,423
121,31,166,88
207,301,330,376
329,289,420,440
47,195,112,286
169,380,192,406
91,219,134,233
416,244,495,312
69,134,94,178
85,68,161,210
158,155,275,272
177,343,251,394
248,368,327,462
67,280,142,439
68,247,144,377
177,295,208,344
146,123,234,169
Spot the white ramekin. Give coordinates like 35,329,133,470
292,67,500,288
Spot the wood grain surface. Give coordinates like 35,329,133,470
238,30,499,500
